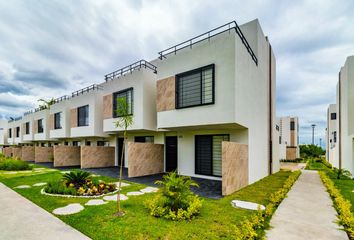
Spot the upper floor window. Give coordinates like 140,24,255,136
54,112,62,129
113,88,133,118
8,128,12,138
135,136,154,143
176,64,215,109
290,121,295,130
78,105,89,127
25,122,30,135
16,126,20,138
38,119,43,133
331,113,336,120
333,131,337,143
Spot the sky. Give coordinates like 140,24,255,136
0,0,354,146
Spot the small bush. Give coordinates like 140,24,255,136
0,156,33,171
319,171,354,238
333,167,352,180
62,170,91,187
146,171,202,221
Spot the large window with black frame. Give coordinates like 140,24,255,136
77,105,89,127
195,134,229,177
113,88,133,117
38,119,43,133
25,122,30,135
16,126,20,138
8,128,12,138
176,64,215,109
54,112,62,129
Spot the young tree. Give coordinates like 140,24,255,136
114,97,133,216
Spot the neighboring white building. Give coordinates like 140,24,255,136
336,55,354,174
277,116,300,160
326,104,339,167
0,119,9,151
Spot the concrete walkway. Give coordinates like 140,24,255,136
266,170,348,240
0,183,91,240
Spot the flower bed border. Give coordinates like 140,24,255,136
41,188,119,199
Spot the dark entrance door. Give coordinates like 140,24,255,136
165,136,178,172
117,137,125,167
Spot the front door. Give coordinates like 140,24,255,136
165,136,178,172
117,137,125,167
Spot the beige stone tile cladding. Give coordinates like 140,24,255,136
22,146,35,161
290,130,295,146
3,147,12,157
49,114,54,130
103,94,113,119
32,120,37,134
35,147,54,163
80,146,115,168
156,76,176,112
12,147,22,160
54,146,80,167
128,142,164,177
286,147,297,160
70,108,77,128
222,142,249,196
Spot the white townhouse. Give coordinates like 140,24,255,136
154,19,279,194
277,116,300,160
326,104,339,167
0,119,8,151
336,55,354,173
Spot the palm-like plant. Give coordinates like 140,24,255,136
155,171,199,212
114,97,133,216
62,171,91,187
38,98,56,110
333,167,352,179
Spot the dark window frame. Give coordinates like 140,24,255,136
38,119,44,133
175,64,215,109
54,112,62,129
333,131,337,143
113,87,134,118
195,134,229,177
331,113,337,120
16,126,20,138
134,136,154,143
8,128,12,138
25,122,30,135
290,121,295,130
77,105,89,127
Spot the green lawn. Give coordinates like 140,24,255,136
0,168,292,240
306,159,354,212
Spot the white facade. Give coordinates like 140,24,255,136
0,119,8,147
33,109,51,142
49,97,71,139
336,56,354,174
326,104,339,167
277,116,300,159
22,113,34,143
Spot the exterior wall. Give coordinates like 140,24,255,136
33,109,51,141
278,116,300,160
22,146,35,161
49,100,71,139
12,147,22,159
22,114,34,143
3,147,12,157
156,76,175,112
81,146,115,168
0,119,8,146
35,147,54,162
222,142,248,195
53,146,80,167
128,142,164,177
338,56,354,174
102,68,158,133
326,104,339,167
286,147,297,160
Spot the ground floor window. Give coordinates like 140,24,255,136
195,134,229,177
134,136,154,143
97,141,109,147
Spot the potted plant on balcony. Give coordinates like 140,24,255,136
114,97,133,217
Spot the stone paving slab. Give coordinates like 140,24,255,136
266,170,348,240
0,183,90,240
53,203,84,215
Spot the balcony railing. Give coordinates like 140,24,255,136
158,21,258,65
71,84,102,97
104,60,157,82
54,95,71,104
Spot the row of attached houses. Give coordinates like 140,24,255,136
0,19,280,195
326,55,354,174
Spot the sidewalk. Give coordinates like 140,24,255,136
266,170,348,240
0,182,90,240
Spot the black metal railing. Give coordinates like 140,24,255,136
158,21,258,65
71,84,102,97
14,117,22,121
104,60,157,82
24,107,43,116
54,95,71,104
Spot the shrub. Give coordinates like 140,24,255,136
0,156,33,171
146,171,202,220
319,171,354,238
44,181,77,195
333,167,352,180
62,170,91,187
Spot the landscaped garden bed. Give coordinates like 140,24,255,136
0,168,296,240
0,153,33,171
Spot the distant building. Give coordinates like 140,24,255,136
277,116,300,160
326,104,339,167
